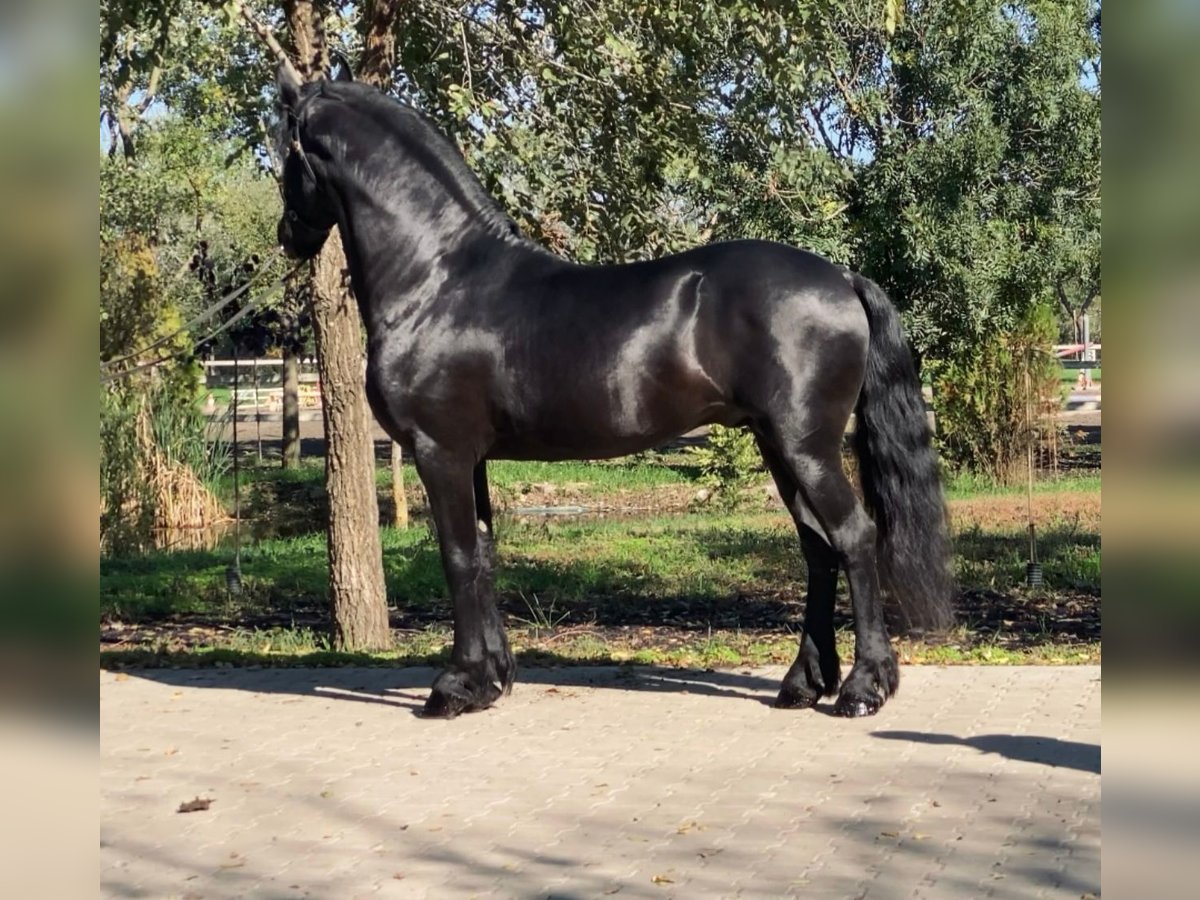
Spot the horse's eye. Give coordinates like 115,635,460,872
287,210,299,222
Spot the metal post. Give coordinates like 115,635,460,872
227,349,243,595
1081,314,1093,389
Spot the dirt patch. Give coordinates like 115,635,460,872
501,481,1103,534
499,482,702,516
948,491,1100,533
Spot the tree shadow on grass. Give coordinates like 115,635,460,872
101,522,814,632
102,516,1099,655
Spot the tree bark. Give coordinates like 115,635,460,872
281,0,326,79
360,1,403,88
281,349,301,469
310,236,390,649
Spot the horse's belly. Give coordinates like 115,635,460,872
491,390,742,462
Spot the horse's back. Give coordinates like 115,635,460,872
473,240,867,459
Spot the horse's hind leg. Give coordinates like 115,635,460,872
756,435,841,709
413,445,515,718
760,430,898,717
474,460,495,562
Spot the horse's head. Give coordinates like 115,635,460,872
275,65,346,260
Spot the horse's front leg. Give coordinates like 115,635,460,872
414,447,515,718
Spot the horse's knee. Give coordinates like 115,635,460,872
801,530,839,575
831,508,876,564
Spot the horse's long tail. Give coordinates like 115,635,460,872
846,270,954,632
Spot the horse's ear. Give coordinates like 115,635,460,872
330,51,354,82
277,62,303,109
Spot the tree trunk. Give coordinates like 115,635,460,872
390,441,408,529
360,1,402,88
310,236,391,650
281,349,301,469
284,0,327,78
280,0,390,651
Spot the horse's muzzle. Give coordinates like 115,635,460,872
277,215,327,261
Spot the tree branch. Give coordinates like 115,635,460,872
1079,289,1099,315
808,102,842,161
228,0,303,84
113,80,138,161
1054,279,1073,319
133,64,164,115
823,50,883,150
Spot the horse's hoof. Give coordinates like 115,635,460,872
832,691,882,717
421,667,506,719
420,690,465,719
777,640,839,710
774,684,820,710
829,652,898,718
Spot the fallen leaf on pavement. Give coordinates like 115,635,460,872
177,797,213,813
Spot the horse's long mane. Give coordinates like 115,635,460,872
309,81,525,244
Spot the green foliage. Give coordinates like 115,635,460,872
841,0,1101,359
100,117,287,362
932,304,1063,482
100,387,154,548
101,378,230,551
687,425,763,507
100,113,280,549
148,381,231,489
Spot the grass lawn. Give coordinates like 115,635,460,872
102,448,1100,670
220,451,1097,509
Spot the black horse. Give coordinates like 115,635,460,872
275,67,952,719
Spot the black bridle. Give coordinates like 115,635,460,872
280,98,331,242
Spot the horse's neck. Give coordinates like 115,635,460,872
331,169,479,327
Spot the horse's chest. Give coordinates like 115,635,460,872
367,339,498,436
364,350,418,435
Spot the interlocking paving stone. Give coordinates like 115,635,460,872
101,665,1100,898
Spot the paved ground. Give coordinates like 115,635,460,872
101,665,1100,899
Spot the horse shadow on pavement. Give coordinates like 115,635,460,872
115,662,789,716
871,729,1100,774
